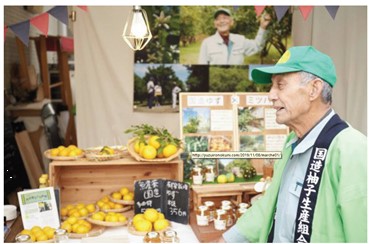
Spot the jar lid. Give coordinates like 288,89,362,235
204,201,215,207
216,209,226,215
198,205,208,211
146,231,160,238
164,229,177,238
54,228,67,236
15,234,31,242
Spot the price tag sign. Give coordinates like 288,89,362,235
134,179,190,224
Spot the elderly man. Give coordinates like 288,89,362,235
198,8,271,65
220,46,367,242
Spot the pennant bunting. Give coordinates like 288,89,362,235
60,36,74,53
4,25,8,41
274,6,290,22
298,6,314,21
77,6,88,12
254,6,266,17
30,12,49,36
325,6,339,20
48,6,68,25
8,20,30,46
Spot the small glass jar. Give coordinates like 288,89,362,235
203,201,216,222
236,207,248,219
204,165,215,183
214,209,227,230
238,202,249,209
54,228,69,243
162,229,180,243
39,177,48,188
143,231,162,243
220,200,231,208
15,234,32,243
196,205,209,226
221,205,235,227
192,167,203,185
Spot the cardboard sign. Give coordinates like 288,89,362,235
134,179,190,224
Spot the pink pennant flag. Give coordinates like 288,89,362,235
298,6,314,21
30,12,49,36
60,36,74,53
254,6,266,17
77,6,88,12
4,25,8,42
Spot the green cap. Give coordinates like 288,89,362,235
252,46,337,87
214,8,231,19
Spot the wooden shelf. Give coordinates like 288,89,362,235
49,156,183,204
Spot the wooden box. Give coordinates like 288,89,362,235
49,156,183,204
191,183,257,210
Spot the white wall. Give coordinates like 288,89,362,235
74,6,182,148
293,6,367,135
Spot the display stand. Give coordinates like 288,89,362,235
49,156,183,205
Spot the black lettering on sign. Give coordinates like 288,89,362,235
134,179,189,224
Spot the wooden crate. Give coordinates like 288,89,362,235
191,183,257,210
49,156,183,204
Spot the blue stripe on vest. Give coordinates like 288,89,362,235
294,114,348,243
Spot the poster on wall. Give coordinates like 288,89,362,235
179,92,289,181
133,6,293,113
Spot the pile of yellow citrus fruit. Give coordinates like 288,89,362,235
60,203,96,219
132,208,170,232
96,196,125,211
60,217,92,234
90,211,127,223
134,136,179,160
49,145,83,157
125,124,181,160
111,187,134,201
18,226,55,242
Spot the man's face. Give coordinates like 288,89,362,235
214,14,234,33
268,72,311,126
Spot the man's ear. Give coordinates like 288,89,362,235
309,79,323,101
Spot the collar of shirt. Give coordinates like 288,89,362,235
214,32,238,45
285,109,335,155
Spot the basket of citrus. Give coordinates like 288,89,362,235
128,208,170,236
16,225,56,242
125,124,183,162
60,216,105,238
87,211,128,227
44,145,84,160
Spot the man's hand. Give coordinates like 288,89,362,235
260,12,271,29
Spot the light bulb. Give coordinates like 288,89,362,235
130,11,148,37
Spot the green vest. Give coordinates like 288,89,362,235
236,126,367,242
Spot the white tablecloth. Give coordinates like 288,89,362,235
67,221,199,243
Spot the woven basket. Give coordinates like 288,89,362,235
127,137,183,162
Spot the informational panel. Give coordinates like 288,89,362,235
180,92,289,179
134,179,190,224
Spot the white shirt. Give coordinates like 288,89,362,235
198,28,267,65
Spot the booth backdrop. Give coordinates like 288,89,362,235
74,6,367,148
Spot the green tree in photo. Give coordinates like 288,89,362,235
209,66,270,92
183,117,200,133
